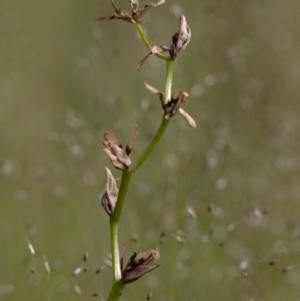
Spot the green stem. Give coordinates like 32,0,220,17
165,58,175,102
109,220,121,281
110,170,132,281
132,58,174,172
135,22,151,50
111,170,132,224
131,117,169,172
135,22,168,60
106,281,126,301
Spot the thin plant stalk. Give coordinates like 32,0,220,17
100,7,193,301
165,58,174,101
106,41,175,301
131,117,169,172
106,281,126,301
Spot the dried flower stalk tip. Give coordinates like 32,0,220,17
144,82,196,128
97,0,165,24
170,15,191,60
103,132,132,170
100,167,119,216
121,249,159,284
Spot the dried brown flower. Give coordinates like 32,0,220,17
170,15,191,60
121,249,159,284
100,167,119,216
144,82,196,128
103,132,131,170
96,0,133,23
164,90,189,117
138,15,191,67
96,0,165,24
103,130,138,170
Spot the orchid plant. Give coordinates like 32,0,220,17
97,1,195,300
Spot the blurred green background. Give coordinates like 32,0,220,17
1,0,300,300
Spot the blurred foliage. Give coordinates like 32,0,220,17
1,0,300,300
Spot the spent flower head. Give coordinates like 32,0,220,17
103,129,138,170
103,132,132,170
100,167,119,216
120,241,160,284
96,0,165,24
121,249,159,283
139,14,191,68
144,82,197,128
170,15,191,60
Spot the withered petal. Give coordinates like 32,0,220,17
144,0,165,10
100,167,119,216
178,108,197,128
144,82,165,106
177,15,191,51
130,0,140,11
101,191,114,216
122,261,159,283
105,144,131,169
144,82,159,94
104,132,121,146
104,167,119,204
150,44,170,54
